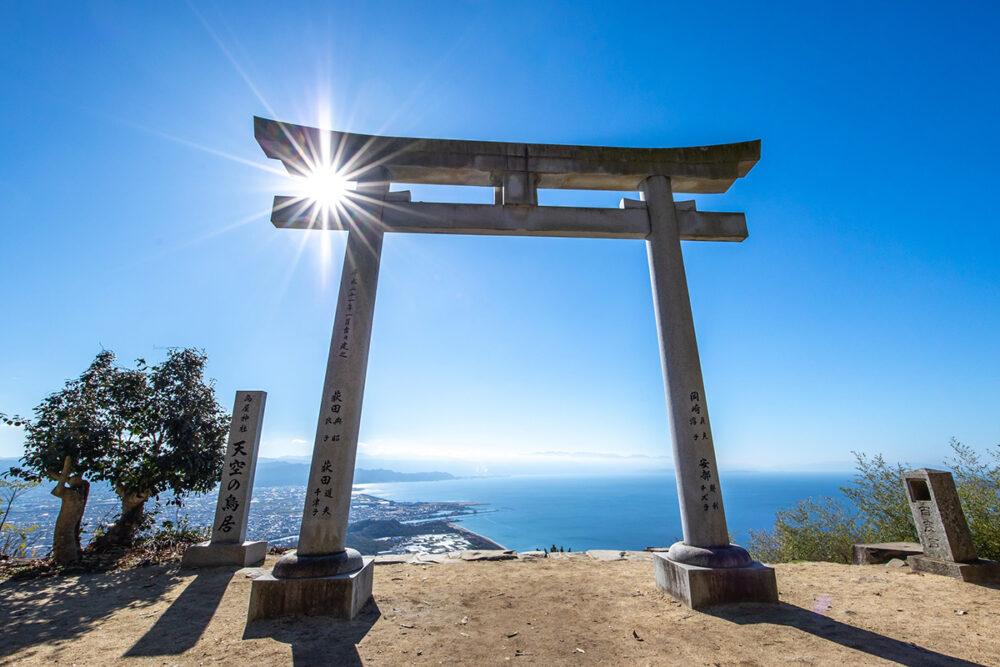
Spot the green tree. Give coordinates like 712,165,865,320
3,351,122,563
7,348,230,559
90,348,230,549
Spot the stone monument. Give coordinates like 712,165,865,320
903,468,1000,583
182,390,268,568
246,116,778,615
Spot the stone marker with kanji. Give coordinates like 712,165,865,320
903,468,1000,583
182,390,268,568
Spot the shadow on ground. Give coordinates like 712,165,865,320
125,568,235,656
0,565,182,659
709,602,987,667
242,600,381,666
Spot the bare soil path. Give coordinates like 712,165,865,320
1,555,998,665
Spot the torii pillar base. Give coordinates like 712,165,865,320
247,554,374,621
653,543,777,609
181,540,267,569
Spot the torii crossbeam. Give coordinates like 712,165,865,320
246,117,778,621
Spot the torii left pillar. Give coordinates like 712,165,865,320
247,177,388,621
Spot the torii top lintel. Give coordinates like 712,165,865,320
254,116,760,194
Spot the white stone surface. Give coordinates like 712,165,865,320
642,175,730,549
296,181,388,558
653,553,778,609
211,391,265,544
247,557,375,621
181,540,266,568
271,198,748,242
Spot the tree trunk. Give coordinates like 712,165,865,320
92,490,150,551
51,475,90,565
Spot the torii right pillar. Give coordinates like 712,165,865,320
643,175,778,608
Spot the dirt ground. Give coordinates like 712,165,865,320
1,554,998,666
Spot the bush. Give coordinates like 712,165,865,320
947,438,1000,560
747,440,1000,563
841,453,916,544
748,497,859,564
0,477,40,559
1,524,39,559
136,516,211,553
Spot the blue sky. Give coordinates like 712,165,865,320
0,1,997,474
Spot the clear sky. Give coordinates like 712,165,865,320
1,1,997,475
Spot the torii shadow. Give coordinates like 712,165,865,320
242,600,381,667
125,568,234,657
706,602,986,667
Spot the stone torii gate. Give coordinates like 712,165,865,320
246,116,778,619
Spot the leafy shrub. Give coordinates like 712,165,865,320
748,497,859,564
0,477,40,559
947,439,1000,560
1,524,39,559
136,516,211,552
748,440,1000,563
841,453,916,544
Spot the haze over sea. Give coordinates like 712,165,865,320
356,471,852,552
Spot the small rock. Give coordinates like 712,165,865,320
461,550,517,562
374,554,414,565
574,648,585,654
955,610,968,616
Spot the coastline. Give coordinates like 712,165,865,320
447,521,507,551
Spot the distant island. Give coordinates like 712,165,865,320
253,459,456,486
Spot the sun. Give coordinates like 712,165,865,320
297,165,356,211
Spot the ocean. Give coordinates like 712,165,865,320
4,470,854,553
355,471,853,552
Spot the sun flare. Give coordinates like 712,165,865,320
297,165,356,210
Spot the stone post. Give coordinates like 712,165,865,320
643,175,777,608
182,390,267,568
248,176,387,620
903,468,1000,583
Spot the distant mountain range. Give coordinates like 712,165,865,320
255,459,455,486
0,457,454,487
